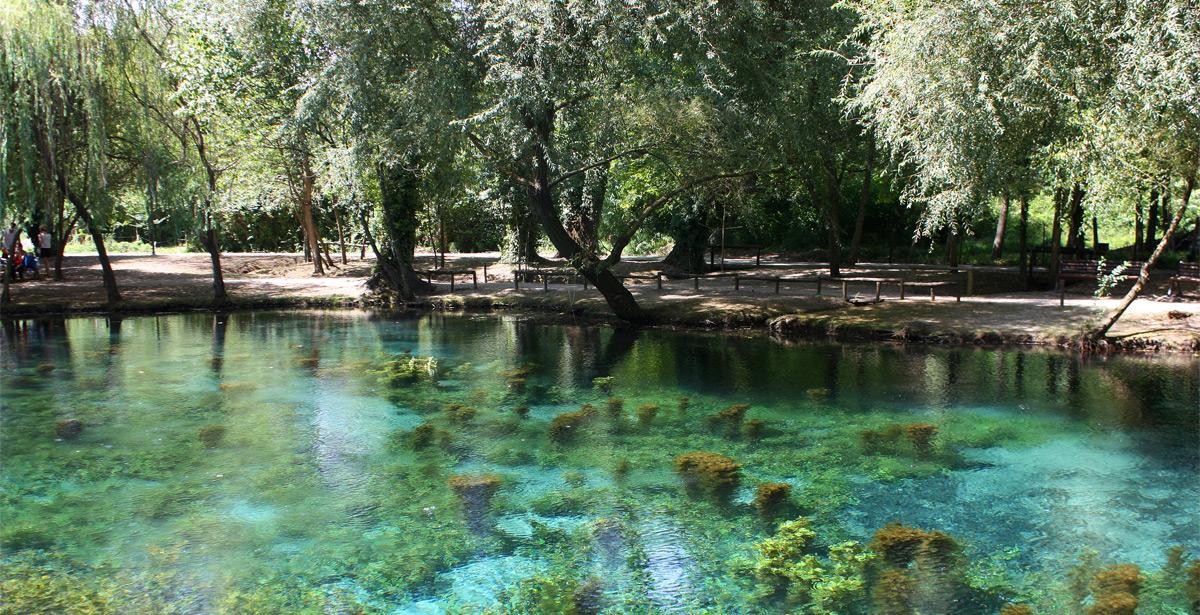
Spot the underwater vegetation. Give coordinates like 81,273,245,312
54,418,83,440
635,403,658,427
860,423,940,458
753,482,793,520
197,424,226,448
378,353,441,385
674,451,741,500
706,403,750,438
3,313,1199,614
549,407,596,444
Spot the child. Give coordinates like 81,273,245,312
22,249,38,279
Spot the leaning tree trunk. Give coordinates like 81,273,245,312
523,104,646,323
992,192,1010,260
73,195,121,307
1146,188,1159,248
1087,168,1195,341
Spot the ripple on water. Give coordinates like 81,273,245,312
637,517,695,613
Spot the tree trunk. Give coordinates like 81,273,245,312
1087,168,1194,341
1146,188,1159,248
946,222,959,271
823,160,843,277
499,177,544,264
73,195,121,307
662,207,710,275
523,104,646,323
992,192,1010,260
1049,187,1065,279
1018,192,1029,287
1134,196,1144,257
299,153,324,275
376,161,433,299
334,204,348,265
201,223,227,305
847,129,874,266
1067,183,1085,250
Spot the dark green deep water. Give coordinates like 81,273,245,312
0,311,1197,613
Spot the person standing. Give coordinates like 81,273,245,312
2,222,19,252
37,226,53,259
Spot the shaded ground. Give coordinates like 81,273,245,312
2,251,1198,352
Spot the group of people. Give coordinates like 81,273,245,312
2,222,52,281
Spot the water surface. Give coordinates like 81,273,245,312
1,312,1196,613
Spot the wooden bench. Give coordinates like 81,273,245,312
421,268,478,291
617,272,663,289
1057,260,1144,306
1169,262,1200,297
513,268,582,291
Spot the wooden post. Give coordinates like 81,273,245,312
656,272,662,290
734,274,740,290
774,278,780,294
483,265,489,283
929,287,935,301
449,274,455,293
816,278,822,295
756,248,762,266
543,274,548,292
514,271,520,290
693,276,699,290
875,281,881,301
841,280,848,300
900,281,906,300
472,271,478,289
966,269,975,296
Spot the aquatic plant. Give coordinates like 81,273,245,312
36,363,55,374
872,569,915,615
410,423,439,450
592,376,614,393
755,517,818,584
574,576,604,614
1000,605,1033,615
1187,559,1200,614
54,418,83,440
1083,563,1142,615
503,571,601,615
706,403,750,437
860,424,904,455
445,402,477,423
677,396,689,414
606,397,624,417
870,522,931,567
753,482,792,519
448,474,502,506
197,424,226,448
549,410,592,443
806,387,831,401
674,451,741,499
635,403,658,427
745,419,766,440
514,404,530,419
380,354,440,385
0,524,54,551
904,423,938,457
563,471,585,488
1091,563,1142,597
500,365,533,393
612,458,631,481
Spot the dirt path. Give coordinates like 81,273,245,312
2,251,1197,352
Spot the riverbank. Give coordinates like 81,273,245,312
2,252,1198,353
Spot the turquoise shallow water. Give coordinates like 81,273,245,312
0,311,1197,613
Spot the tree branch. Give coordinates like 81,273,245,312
548,147,648,190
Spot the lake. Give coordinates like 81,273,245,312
1,311,1196,613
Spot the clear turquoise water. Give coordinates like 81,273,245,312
0,311,1197,613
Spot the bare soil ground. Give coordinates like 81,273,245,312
3,251,1198,352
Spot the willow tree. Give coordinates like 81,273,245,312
1,1,121,307
846,0,1197,338
112,0,236,303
